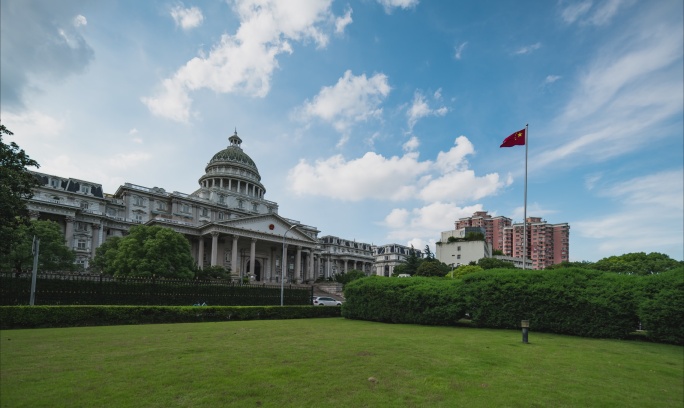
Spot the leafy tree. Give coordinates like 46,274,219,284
423,245,434,260
106,225,195,278
477,257,517,270
392,245,422,276
0,123,40,256
545,260,595,270
92,236,122,275
415,259,450,277
196,265,232,280
492,249,504,256
592,252,682,275
0,220,76,272
334,269,366,284
445,264,484,279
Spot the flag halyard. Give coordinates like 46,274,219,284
500,129,526,147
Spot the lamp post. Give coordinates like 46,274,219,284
281,224,298,306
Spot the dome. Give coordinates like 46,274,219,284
206,130,260,176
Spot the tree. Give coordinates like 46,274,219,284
415,259,450,277
592,252,682,275
392,245,422,276
477,257,517,270
0,123,40,256
196,265,232,280
445,264,484,279
423,245,434,260
545,260,595,270
334,269,366,284
0,220,76,272
92,236,122,275
105,225,195,278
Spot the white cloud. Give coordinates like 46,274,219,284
335,7,353,34
287,151,429,201
560,0,592,24
454,41,467,60
144,0,340,121
297,70,391,144
170,5,204,31
561,0,633,26
574,169,683,259
406,90,448,132
402,136,419,152
73,15,87,27
536,10,683,168
544,75,561,84
376,0,420,13
514,42,541,55
1,110,66,139
383,202,485,241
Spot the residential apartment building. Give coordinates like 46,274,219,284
318,236,374,278
372,244,424,276
455,211,511,253
435,227,491,267
502,217,570,269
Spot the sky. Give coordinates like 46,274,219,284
1,0,682,262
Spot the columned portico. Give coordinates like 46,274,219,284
211,232,219,266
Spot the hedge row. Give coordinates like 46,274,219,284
0,274,312,306
0,305,341,330
342,268,684,344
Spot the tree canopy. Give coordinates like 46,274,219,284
414,259,450,277
477,257,517,270
95,225,195,278
592,252,682,275
392,245,422,276
0,123,40,255
445,264,484,279
334,269,366,284
0,220,76,272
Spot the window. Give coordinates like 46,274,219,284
50,179,60,188
81,201,89,210
238,200,244,209
218,212,224,220
157,202,167,211
77,239,87,250
80,185,89,194
457,255,461,259
133,195,143,206
107,208,117,217
218,195,225,204
181,204,190,213
252,203,258,212
75,222,87,232
134,214,143,222
457,246,461,251
202,208,208,217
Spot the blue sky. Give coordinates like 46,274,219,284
2,0,682,262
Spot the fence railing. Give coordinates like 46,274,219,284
0,272,314,306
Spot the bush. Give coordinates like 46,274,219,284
638,268,684,344
342,276,466,325
0,305,341,329
333,270,366,284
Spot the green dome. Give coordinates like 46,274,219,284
209,147,258,170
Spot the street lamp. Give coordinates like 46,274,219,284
281,224,298,306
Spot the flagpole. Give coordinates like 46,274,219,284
523,123,529,270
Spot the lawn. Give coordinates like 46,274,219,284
1,318,682,407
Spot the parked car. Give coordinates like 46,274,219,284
313,296,342,306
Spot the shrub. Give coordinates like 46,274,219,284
638,268,684,344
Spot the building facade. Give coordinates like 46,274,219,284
502,217,570,269
26,131,327,283
455,211,512,253
372,244,424,276
318,236,374,278
435,227,491,267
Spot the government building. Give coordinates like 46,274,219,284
26,131,373,283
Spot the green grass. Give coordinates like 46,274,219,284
1,318,682,407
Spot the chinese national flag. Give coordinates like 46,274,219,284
500,129,526,147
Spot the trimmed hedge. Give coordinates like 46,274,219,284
341,268,684,344
342,276,466,325
638,268,684,344
0,305,341,330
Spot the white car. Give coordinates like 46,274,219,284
313,296,342,306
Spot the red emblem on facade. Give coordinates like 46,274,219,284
269,224,275,230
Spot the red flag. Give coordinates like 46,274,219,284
500,129,526,147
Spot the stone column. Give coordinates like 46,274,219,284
249,238,256,279
344,258,348,273
198,237,205,269
90,224,101,255
269,246,277,282
231,235,239,277
308,250,314,281
211,231,219,266
295,246,302,283
65,216,75,249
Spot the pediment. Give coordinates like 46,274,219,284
215,214,316,243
